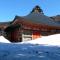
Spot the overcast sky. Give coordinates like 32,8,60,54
0,0,60,22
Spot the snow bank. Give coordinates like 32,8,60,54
0,36,10,43
22,34,60,46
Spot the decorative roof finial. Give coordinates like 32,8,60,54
31,5,43,14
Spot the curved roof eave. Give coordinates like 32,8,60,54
22,12,60,27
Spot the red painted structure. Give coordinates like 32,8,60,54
4,6,60,42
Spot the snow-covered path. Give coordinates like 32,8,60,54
0,43,60,60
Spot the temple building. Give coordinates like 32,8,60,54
0,5,60,42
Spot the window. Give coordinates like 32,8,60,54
22,30,32,41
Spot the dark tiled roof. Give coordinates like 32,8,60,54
23,12,60,27
12,6,60,27
0,21,11,25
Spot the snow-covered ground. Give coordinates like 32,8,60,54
22,34,60,46
0,34,60,60
0,43,60,60
0,36,10,43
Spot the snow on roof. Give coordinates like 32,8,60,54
0,36,10,43
22,34,60,46
23,12,60,27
